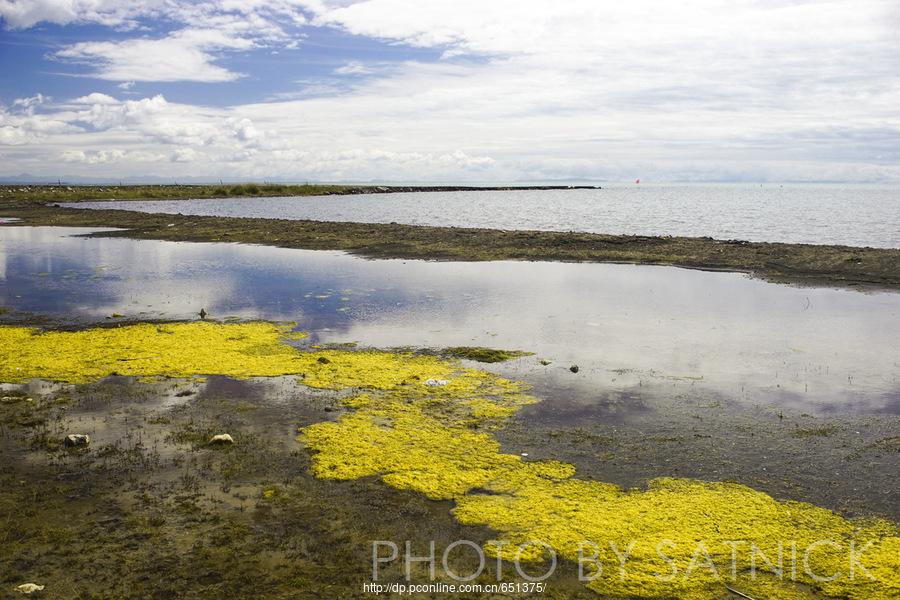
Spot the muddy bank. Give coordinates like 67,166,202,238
4,202,899,290
2,376,597,599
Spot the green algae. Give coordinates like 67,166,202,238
443,346,534,363
1,320,898,598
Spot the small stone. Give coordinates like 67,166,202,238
539,360,551,366
424,379,449,387
63,434,90,448
209,433,234,445
569,365,580,373
16,583,45,594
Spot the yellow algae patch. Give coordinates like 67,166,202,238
303,379,540,499
300,379,900,599
0,322,455,386
304,401,521,499
466,397,517,420
297,350,457,390
455,475,900,599
0,322,306,383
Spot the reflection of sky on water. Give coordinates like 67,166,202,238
2,226,898,415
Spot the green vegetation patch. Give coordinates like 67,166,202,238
442,346,534,363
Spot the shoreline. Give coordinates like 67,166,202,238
1,184,898,291
0,183,599,206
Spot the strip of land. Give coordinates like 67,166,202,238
0,183,598,205
1,184,898,290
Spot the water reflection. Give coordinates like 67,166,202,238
2,226,898,415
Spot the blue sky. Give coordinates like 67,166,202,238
1,22,441,107
1,1,899,183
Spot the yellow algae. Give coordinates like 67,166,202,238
0,322,308,382
455,474,900,599
299,362,900,599
296,350,458,390
466,397,517,420
0,323,453,387
305,398,900,598
304,402,521,499
1,320,897,598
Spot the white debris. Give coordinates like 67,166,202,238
424,379,449,387
16,583,45,594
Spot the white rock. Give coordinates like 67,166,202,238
209,433,234,445
63,434,90,448
424,379,449,387
16,583,45,594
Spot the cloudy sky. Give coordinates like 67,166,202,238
1,0,898,183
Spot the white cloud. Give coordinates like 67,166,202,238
0,94,79,146
55,28,254,82
0,0,161,29
171,147,201,162
61,148,126,164
231,118,259,143
4,1,314,82
2,1,899,181
0,0,309,30
334,61,372,75
268,148,495,179
12,93,46,111
71,94,169,129
73,92,118,105
295,0,900,181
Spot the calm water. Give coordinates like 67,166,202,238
2,226,898,415
65,184,900,248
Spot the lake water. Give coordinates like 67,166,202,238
2,226,898,416
3,224,900,518
64,183,900,248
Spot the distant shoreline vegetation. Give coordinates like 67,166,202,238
0,183,599,205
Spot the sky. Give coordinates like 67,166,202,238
0,0,899,183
